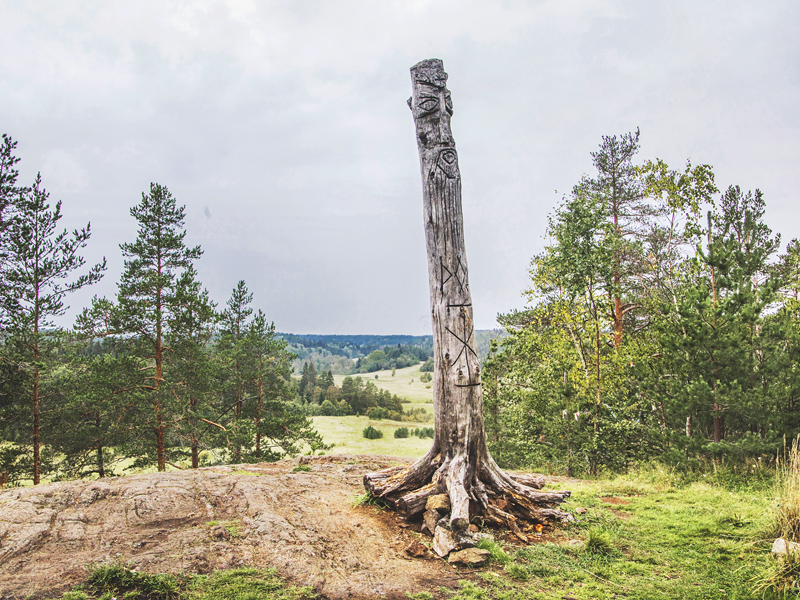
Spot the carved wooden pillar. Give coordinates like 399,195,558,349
364,59,569,542
411,58,485,531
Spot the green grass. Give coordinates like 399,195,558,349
49,565,315,600
333,363,434,406
204,519,241,538
443,474,775,600
311,415,433,457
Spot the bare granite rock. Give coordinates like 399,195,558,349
0,455,456,600
448,548,490,567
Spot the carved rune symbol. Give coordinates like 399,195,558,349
440,256,467,295
436,149,459,179
445,309,480,388
414,68,448,88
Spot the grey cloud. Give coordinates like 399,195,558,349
1,0,798,334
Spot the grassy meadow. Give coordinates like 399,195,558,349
334,363,434,406
313,363,436,456
312,414,433,457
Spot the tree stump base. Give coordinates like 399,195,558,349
364,448,571,543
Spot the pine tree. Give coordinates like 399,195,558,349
2,174,105,483
217,281,254,461
0,134,23,322
650,186,781,456
170,266,217,468
585,129,651,348
114,183,202,472
242,310,323,460
55,331,141,479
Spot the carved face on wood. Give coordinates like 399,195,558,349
409,60,456,154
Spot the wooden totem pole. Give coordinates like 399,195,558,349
364,59,570,543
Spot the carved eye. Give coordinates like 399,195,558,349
445,94,453,115
417,97,439,113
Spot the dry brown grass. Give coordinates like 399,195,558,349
775,436,800,543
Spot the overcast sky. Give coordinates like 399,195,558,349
2,1,798,335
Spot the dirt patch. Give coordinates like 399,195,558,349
599,496,630,505
0,455,466,600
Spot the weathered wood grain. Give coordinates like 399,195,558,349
364,59,570,536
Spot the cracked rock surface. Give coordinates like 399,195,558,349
0,455,454,600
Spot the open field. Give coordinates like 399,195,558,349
333,363,434,405
311,415,433,457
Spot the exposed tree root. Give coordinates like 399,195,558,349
364,442,571,537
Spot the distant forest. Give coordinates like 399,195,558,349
279,331,506,374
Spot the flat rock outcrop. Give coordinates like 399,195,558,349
0,455,456,599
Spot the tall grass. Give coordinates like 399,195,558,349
775,436,800,543
755,436,800,597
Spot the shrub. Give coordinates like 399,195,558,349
363,425,383,439
419,372,432,383
476,537,511,564
584,528,615,555
320,399,337,416
368,407,387,420
414,427,435,439
394,427,410,439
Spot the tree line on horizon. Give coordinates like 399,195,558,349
483,129,800,476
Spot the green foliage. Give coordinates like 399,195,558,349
0,153,105,484
354,344,430,373
475,537,511,565
61,564,315,600
362,425,383,439
185,567,316,600
583,528,616,556
350,491,388,509
292,464,311,472
111,182,202,472
326,375,404,417
412,427,434,439
485,129,798,474
281,333,433,375
368,407,387,420
0,139,327,483
394,427,410,438
86,562,181,599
